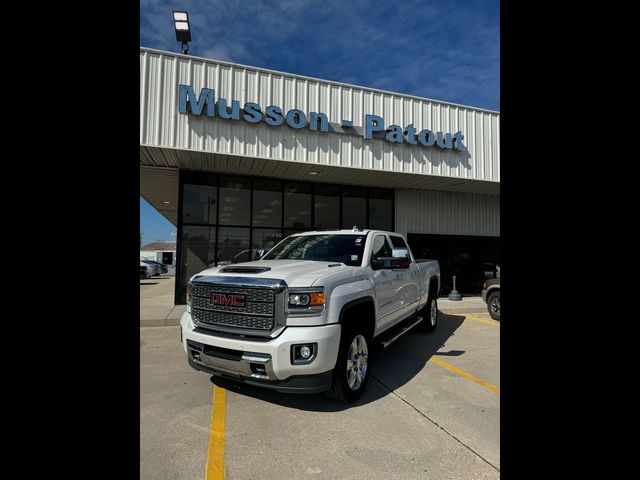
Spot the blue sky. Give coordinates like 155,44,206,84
140,0,500,244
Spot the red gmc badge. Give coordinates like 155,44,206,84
211,293,246,308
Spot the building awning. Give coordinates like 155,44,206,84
140,147,499,226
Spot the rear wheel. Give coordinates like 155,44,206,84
418,296,438,333
487,291,500,320
326,325,371,403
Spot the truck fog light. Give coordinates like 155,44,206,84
292,343,317,364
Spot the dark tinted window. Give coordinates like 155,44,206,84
389,235,408,249
369,188,393,231
253,179,282,227
218,176,251,226
407,233,500,294
370,234,393,260
217,227,250,264
369,198,392,230
179,226,216,302
342,187,366,229
182,184,217,224
252,229,283,254
284,182,311,229
314,184,340,229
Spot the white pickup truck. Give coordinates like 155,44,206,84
180,229,440,403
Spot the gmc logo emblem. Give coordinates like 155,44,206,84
211,293,246,308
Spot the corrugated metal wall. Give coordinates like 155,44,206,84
395,189,500,237
140,48,500,183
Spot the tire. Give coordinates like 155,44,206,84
487,291,500,320
326,324,371,403
418,296,438,333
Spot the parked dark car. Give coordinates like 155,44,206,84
481,278,500,320
141,259,168,274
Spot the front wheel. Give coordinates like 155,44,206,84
326,327,371,403
487,291,500,320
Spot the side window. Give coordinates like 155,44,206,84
390,235,408,249
370,234,393,262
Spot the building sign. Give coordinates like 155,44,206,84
178,84,464,151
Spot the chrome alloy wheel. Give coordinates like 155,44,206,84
346,334,369,391
430,300,438,326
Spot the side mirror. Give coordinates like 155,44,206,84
255,249,266,260
371,257,411,270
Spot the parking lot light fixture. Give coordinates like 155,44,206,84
173,11,191,55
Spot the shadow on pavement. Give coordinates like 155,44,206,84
210,312,467,412
140,282,159,286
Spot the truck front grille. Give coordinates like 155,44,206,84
192,309,274,330
191,283,277,332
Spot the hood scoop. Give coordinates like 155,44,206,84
219,266,271,274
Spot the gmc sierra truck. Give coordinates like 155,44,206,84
180,229,440,403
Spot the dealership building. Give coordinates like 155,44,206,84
140,47,500,304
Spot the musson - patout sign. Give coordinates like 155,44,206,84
178,84,465,150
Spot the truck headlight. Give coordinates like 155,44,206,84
186,281,193,306
287,289,325,316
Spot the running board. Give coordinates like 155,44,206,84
377,315,424,349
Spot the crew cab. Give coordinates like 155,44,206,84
180,229,441,403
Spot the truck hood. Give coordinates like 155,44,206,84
194,259,354,287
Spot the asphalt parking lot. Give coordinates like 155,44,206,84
141,279,500,480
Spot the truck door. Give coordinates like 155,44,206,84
370,234,397,332
389,234,421,321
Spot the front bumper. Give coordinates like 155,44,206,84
180,310,341,392
187,355,333,393
481,289,488,303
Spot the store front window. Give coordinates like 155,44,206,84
176,171,394,303
342,186,367,229
284,182,312,229
314,184,340,229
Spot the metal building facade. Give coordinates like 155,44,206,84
395,189,499,237
140,48,499,184
139,47,499,299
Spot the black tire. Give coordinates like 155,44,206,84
487,291,500,320
418,296,438,333
326,324,371,403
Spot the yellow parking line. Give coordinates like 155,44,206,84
465,314,500,327
205,385,226,480
399,342,500,395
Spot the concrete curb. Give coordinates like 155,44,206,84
440,307,488,315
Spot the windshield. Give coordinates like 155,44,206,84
262,234,367,266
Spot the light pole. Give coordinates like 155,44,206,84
172,11,191,55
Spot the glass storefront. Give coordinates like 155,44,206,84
176,171,394,303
